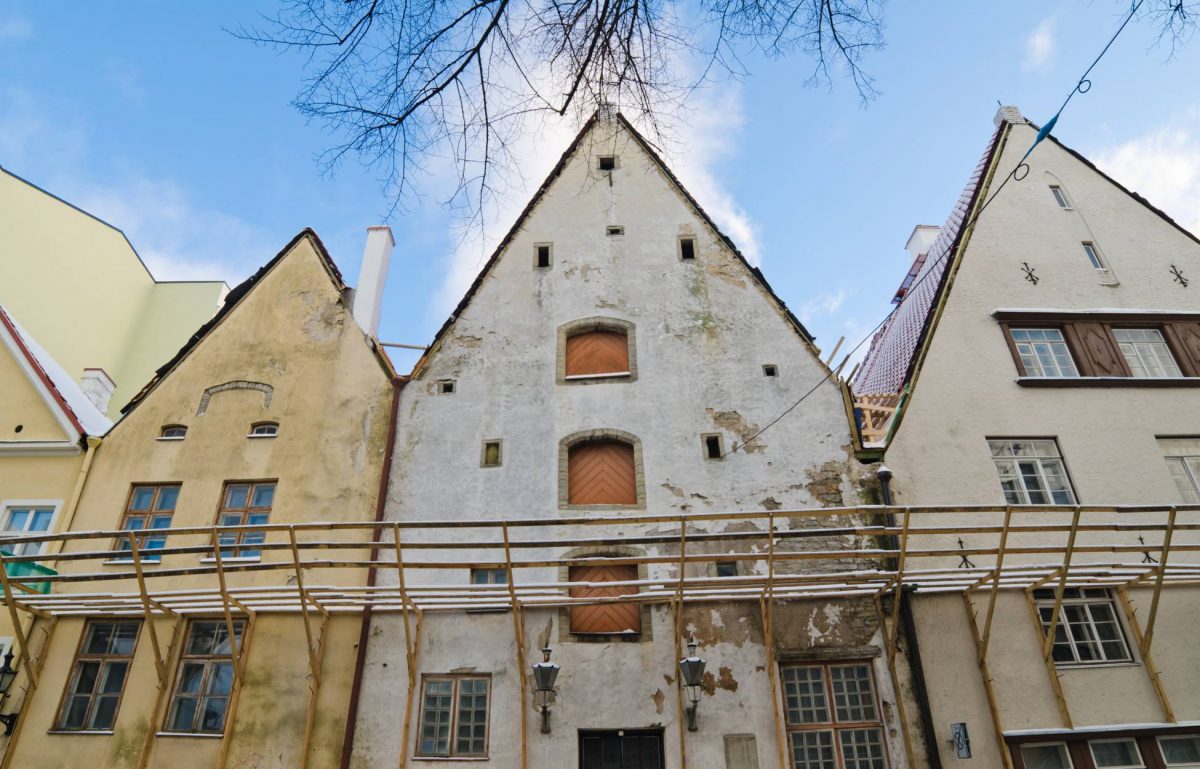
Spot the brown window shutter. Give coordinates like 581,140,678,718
569,564,641,634
1065,322,1129,377
568,441,636,505
1166,322,1200,376
565,331,629,376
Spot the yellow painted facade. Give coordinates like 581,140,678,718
0,231,395,769
0,167,227,417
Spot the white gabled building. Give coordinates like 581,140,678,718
346,112,906,769
853,106,1200,769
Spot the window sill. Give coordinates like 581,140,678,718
199,556,262,563
246,434,277,439
411,756,490,761
46,729,114,736
103,559,161,566
1054,660,1140,671
155,437,185,442
1016,376,1200,388
155,731,224,739
563,372,631,381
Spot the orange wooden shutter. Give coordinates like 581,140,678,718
569,564,641,634
565,331,628,376
568,441,636,505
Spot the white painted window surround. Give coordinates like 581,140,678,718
1011,328,1078,378
1020,742,1073,769
988,440,1076,505
1114,329,1183,378
0,500,62,556
1159,437,1200,503
1034,588,1132,665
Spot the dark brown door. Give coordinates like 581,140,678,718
566,331,629,376
579,729,663,769
568,441,636,505
569,565,641,634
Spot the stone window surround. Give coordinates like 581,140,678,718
556,317,638,385
557,429,646,511
557,544,654,644
196,380,273,416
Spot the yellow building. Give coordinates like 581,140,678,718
0,166,227,418
0,229,396,769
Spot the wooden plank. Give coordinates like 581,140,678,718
963,593,1015,769
1116,587,1175,724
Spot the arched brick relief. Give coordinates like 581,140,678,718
557,544,653,643
556,316,638,384
558,429,646,510
196,380,274,416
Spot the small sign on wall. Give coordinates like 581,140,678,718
951,722,972,759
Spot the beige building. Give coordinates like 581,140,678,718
0,230,396,769
853,106,1200,769
0,166,227,418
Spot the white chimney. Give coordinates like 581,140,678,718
994,104,1023,127
352,226,394,337
904,225,941,261
79,368,116,415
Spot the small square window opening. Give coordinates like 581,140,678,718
679,237,696,261
481,440,502,467
438,380,456,394
703,434,724,460
763,364,779,377
598,156,616,171
606,226,624,237
715,561,738,578
535,244,552,269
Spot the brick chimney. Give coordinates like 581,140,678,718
994,105,1023,127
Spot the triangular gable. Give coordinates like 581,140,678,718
411,111,820,377
119,228,396,419
0,306,111,444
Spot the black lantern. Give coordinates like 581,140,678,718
0,651,18,734
531,647,560,734
678,636,706,732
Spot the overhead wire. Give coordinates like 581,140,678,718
723,0,1148,457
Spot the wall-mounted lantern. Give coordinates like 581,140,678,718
532,646,560,734
678,635,706,732
0,651,19,734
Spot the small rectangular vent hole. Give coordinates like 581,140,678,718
679,238,695,261
598,156,616,171
607,226,624,237
438,380,456,394
482,440,502,467
715,561,738,578
762,364,778,377
536,244,552,268
703,434,723,459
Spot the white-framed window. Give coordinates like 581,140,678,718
1,501,60,556
470,568,507,585
1159,437,1200,504
989,439,1076,505
1020,742,1074,769
248,421,278,438
1082,242,1106,270
1034,588,1131,665
1011,328,1079,377
1049,185,1072,209
1113,329,1182,378
416,675,491,758
1158,735,1200,767
1090,738,1145,768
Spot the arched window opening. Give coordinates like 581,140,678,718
565,330,629,378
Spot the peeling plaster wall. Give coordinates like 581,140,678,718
353,117,892,768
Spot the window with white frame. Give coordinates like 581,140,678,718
416,675,491,758
1159,735,1200,766
989,439,1076,505
781,662,888,769
1010,329,1079,377
1082,242,1107,270
1090,739,1144,768
1020,743,1073,769
1049,185,1072,209
1034,588,1131,665
1158,438,1200,504
1,504,57,556
1113,329,1183,378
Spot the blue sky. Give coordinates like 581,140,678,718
2,1,1199,372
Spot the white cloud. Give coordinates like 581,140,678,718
0,14,31,40
796,289,848,326
1022,17,1057,73
1092,108,1200,233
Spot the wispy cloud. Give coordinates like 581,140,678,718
1092,107,1200,233
1022,17,1057,73
0,13,31,40
796,289,848,325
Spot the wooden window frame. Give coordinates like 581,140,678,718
567,562,642,637
780,661,891,769
557,318,638,385
1158,437,1200,504
997,312,1200,385
414,673,492,759
988,437,1078,506
559,431,645,510
54,619,142,733
1008,727,1200,769
214,480,275,560
1033,587,1133,666
113,484,180,563
164,619,246,735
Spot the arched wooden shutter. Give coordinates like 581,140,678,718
565,330,629,376
569,564,641,634
568,441,636,505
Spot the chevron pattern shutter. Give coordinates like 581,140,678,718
569,564,641,634
568,441,636,505
565,331,629,376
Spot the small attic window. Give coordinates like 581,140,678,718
438,379,456,394
702,434,724,460
606,226,624,237
679,237,696,261
481,440,502,467
535,243,552,269
598,155,617,171
763,364,779,377
248,421,279,438
1049,185,1072,209
158,425,187,441
715,561,738,578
